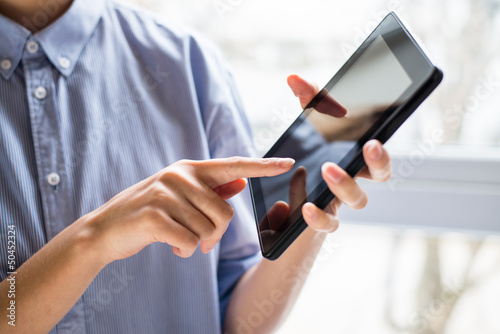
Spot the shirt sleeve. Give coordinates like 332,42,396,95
185,34,263,326
209,69,263,326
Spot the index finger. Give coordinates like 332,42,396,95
192,157,295,188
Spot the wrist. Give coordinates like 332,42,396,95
296,226,328,247
73,212,114,268
273,227,328,264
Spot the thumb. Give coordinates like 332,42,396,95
213,178,248,201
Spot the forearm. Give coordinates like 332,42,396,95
0,214,107,333
224,227,327,334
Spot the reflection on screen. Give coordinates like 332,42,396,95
256,36,413,251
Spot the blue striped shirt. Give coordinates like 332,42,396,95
0,0,262,332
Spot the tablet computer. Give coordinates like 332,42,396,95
249,12,443,260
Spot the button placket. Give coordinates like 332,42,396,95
22,51,82,332
23,55,72,243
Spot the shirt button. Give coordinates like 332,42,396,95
59,57,71,69
1,59,11,70
34,86,47,100
47,173,60,186
26,41,40,54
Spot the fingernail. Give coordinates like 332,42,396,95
278,158,295,168
304,203,317,219
369,142,382,160
322,163,343,184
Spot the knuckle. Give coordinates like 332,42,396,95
313,219,328,232
225,156,243,175
373,165,392,183
175,159,193,167
199,222,216,240
261,158,278,173
183,234,199,250
150,183,166,198
148,185,173,210
262,157,275,166
183,209,206,228
143,209,165,236
145,207,163,222
352,193,368,210
192,188,212,209
159,168,194,190
151,230,165,243
227,156,243,165
176,248,194,258
158,168,178,184
162,160,196,181
221,203,235,222
327,220,340,233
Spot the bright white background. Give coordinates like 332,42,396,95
117,0,500,333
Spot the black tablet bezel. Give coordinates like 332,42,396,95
249,12,443,260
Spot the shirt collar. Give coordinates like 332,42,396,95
0,0,105,80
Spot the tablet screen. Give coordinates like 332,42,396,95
252,34,414,253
